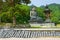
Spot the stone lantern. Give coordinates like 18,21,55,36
44,5,52,23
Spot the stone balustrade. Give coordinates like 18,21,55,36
0,29,60,38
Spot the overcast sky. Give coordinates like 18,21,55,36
29,0,60,7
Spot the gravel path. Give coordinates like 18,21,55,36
0,38,60,40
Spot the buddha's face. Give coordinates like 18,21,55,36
32,7,36,11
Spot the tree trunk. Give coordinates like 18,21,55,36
10,0,16,27
13,16,16,27
0,1,2,23
0,11,1,23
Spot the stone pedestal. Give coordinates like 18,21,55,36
29,23,55,28
45,18,51,23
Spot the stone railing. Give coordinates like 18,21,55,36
0,29,60,38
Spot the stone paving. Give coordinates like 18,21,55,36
0,38,60,40
0,29,60,38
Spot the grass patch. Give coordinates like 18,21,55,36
31,26,42,28
56,24,60,28
0,23,60,28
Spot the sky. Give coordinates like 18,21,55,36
29,0,60,7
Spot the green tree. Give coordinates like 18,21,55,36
49,4,60,23
23,0,31,5
15,4,30,24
